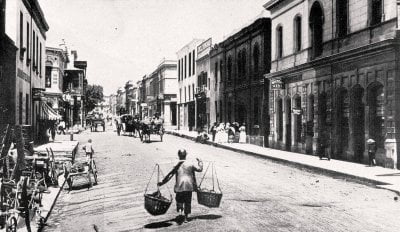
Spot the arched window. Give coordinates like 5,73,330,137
253,43,260,75
294,16,302,52
276,25,283,58
242,49,246,77
309,2,324,59
368,82,384,148
277,98,283,141
337,0,348,37
237,51,242,78
45,65,52,88
227,56,232,82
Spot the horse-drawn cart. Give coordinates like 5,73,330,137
140,120,164,143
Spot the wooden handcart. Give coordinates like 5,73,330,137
63,156,98,191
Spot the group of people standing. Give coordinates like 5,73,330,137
210,122,247,144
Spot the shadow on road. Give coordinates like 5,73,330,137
143,214,222,229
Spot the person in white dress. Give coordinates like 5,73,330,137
239,123,246,143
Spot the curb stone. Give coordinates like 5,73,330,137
165,131,400,196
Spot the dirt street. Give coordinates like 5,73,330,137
42,127,400,232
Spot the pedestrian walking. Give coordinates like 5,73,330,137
51,124,56,142
210,122,217,142
82,139,94,163
228,123,235,143
116,116,122,136
367,138,377,166
59,121,66,135
239,123,246,143
224,123,230,143
158,149,203,223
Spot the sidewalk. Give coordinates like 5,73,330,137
166,129,400,195
15,135,78,232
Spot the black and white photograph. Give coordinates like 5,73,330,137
0,0,400,231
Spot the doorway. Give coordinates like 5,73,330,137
285,97,292,151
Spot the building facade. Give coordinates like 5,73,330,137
4,0,49,142
177,39,205,131
125,80,138,116
147,59,178,126
264,0,400,168
0,0,18,130
44,47,68,118
209,44,224,126
219,17,271,145
63,50,87,128
196,38,212,131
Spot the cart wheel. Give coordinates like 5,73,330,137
6,216,17,232
20,178,32,232
91,160,98,185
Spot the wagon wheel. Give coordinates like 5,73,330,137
90,160,98,185
19,177,31,232
6,216,17,232
47,148,58,186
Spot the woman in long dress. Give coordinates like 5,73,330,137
239,123,246,143
224,123,230,143
216,123,224,143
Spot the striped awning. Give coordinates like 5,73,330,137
40,102,62,120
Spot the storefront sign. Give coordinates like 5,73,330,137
17,68,30,82
32,88,45,101
197,38,212,54
292,108,302,115
271,79,284,90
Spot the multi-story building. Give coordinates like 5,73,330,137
3,0,49,142
44,47,68,119
0,0,18,129
264,0,400,168
125,80,137,115
177,39,205,131
63,50,87,128
116,87,126,115
219,17,271,145
136,79,145,119
109,94,117,116
209,44,224,126
195,38,212,131
147,59,178,127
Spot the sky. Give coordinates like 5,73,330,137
39,0,268,95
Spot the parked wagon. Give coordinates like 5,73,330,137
63,155,98,191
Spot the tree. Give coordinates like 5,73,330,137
85,84,104,112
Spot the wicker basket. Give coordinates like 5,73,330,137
197,189,222,208
144,193,172,216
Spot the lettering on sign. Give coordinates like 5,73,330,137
292,108,302,115
197,38,212,54
271,79,284,90
17,68,30,82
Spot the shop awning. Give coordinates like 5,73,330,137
40,102,62,120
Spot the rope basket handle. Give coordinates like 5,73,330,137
144,164,172,200
198,162,222,193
